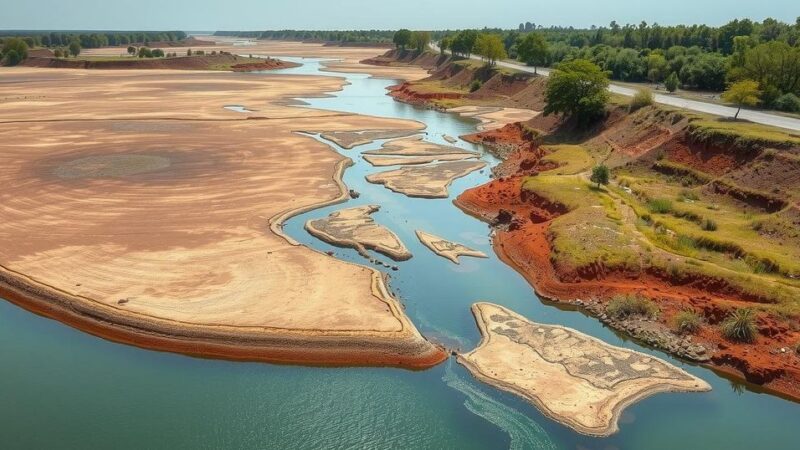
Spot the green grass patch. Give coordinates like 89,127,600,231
647,198,673,214
673,309,703,334
720,308,758,343
688,118,800,150
540,145,595,175
607,295,659,319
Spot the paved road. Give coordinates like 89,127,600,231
431,44,800,132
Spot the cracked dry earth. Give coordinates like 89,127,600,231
459,303,711,436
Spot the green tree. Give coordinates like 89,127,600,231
722,79,761,119
516,33,548,74
474,34,507,66
127,46,136,56
452,30,478,58
664,72,680,92
729,41,800,106
646,53,668,82
393,29,412,50
590,165,610,188
543,59,610,126
2,38,29,66
410,31,431,53
68,40,81,57
439,36,453,55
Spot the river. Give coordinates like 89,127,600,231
0,56,796,449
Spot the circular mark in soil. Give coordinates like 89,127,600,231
53,154,171,179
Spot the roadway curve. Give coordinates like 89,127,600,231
430,44,800,132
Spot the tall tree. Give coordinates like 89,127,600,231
2,38,29,65
516,33,548,74
68,40,81,57
543,59,610,126
474,34,507,66
722,80,761,119
393,29,412,50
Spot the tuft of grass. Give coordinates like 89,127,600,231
720,308,758,343
678,189,699,202
673,309,702,333
701,218,718,231
647,198,673,214
629,88,655,112
606,295,659,319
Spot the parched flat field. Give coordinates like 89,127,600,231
0,43,445,367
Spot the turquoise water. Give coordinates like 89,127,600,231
1,57,797,449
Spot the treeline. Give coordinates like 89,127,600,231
0,31,188,49
214,30,395,43
436,18,800,112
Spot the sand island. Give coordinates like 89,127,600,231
305,205,412,261
415,230,487,264
459,303,711,436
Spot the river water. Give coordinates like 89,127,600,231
1,57,796,449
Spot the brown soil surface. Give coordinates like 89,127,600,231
0,41,446,368
456,162,800,400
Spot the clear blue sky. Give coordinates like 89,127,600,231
2,0,798,31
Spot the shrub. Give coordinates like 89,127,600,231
647,198,673,214
673,309,702,333
469,79,482,92
606,295,659,319
630,88,654,111
590,164,610,188
720,308,758,343
701,218,718,231
774,93,800,113
664,72,680,93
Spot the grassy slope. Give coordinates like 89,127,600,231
520,108,800,315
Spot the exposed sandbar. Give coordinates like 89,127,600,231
363,153,476,167
318,130,419,149
305,205,412,261
448,106,539,131
459,303,711,436
364,135,477,156
415,230,487,264
366,160,486,198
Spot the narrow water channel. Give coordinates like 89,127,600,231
0,57,796,450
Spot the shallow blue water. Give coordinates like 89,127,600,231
1,56,797,450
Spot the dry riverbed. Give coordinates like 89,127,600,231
0,42,445,368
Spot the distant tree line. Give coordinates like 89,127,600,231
0,31,187,49
214,30,396,44
435,18,800,112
